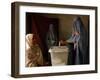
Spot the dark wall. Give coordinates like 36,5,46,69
26,13,59,65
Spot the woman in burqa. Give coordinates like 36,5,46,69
25,34,43,67
46,24,57,49
67,17,89,65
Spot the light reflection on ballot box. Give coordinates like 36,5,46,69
49,46,69,66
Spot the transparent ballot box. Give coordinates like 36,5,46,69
49,46,69,66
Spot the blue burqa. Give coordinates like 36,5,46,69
46,24,57,49
67,17,89,65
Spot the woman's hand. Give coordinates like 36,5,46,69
59,40,67,46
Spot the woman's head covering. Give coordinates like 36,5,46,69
67,16,89,64
46,24,57,49
73,16,89,64
73,17,88,49
26,34,34,49
73,17,86,35
26,34,33,44
25,34,43,67
26,34,38,49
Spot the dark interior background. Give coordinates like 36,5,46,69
26,13,89,66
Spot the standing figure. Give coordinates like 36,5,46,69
67,17,89,65
46,24,57,49
25,34,43,67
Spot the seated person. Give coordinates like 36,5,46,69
25,34,43,67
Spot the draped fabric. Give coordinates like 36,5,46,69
46,24,57,49
25,34,43,67
67,17,89,65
